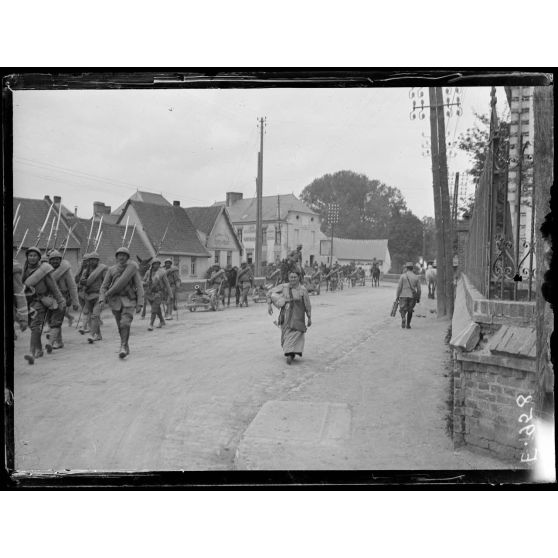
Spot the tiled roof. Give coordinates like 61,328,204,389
12,197,81,251
321,237,389,260
112,190,171,217
184,206,223,236
214,194,319,223
71,217,152,265
125,200,209,257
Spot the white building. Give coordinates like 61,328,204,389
319,237,391,273
215,192,328,266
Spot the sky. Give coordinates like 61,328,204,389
12,85,507,220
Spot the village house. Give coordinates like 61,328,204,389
68,202,152,266
319,237,391,273
214,192,327,266
115,198,211,280
13,195,82,268
184,205,243,269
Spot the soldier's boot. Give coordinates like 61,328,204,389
79,315,91,335
87,316,102,343
45,328,54,353
157,311,166,328
119,326,130,358
148,315,155,331
401,312,406,329
406,312,413,329
52,327,64,349
24,330,39,364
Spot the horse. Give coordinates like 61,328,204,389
425,267,437,299
371,265,381,287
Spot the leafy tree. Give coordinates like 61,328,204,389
388,211,424,272
300,170,407,239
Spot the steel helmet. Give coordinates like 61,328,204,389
151,258,161,266
89,251,100,260
164,258,172,264
115,246,130,258
82,252,91,261
26,246,42,257
48,249,62,260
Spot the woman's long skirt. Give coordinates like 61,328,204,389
281,325,305,356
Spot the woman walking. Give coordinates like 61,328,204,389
267,271,312,365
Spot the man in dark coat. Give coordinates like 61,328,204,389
224,264,238,306
396,262,422,329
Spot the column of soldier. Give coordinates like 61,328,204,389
12,203,182,365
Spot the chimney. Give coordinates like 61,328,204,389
44,195,52,203
74,206,78,217
226,192,243,207
93,201,111,215
173,200,180,207
53,195,61,204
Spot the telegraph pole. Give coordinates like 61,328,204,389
255,117,265,276
410,86,461,318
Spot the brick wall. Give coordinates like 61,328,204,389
453,352,536,460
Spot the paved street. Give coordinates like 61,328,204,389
13,282,508,471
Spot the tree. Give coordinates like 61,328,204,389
388,211,424,272
300,170,407,239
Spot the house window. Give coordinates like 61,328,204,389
237,228,243,242
247,250,253,264
191,257,196,276
227,251,232,266
522,96,530,102
173,256,179,267
309,255,314,265
521,119,530,126
214,250,220,264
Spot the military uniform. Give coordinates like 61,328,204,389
22,247,66,364
396,263,422,329
163,258,181,319
236,263,253,307
46,250,80,350
208,265,227,306
13,259,28,338
143,259,172,330
99,247,144,358
80,252,108,343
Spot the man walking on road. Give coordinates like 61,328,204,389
396,262,421,329
22,246,66,364
99,247,144,359
80,252,108,344
45,249,80,351
236,261,253,307
163,258,181,320
143,258,172,330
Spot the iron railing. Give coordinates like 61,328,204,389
462,87,535,301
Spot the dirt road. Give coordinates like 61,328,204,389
13,282,507,471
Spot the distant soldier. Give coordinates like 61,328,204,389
45,250,80,351
13,259,28,339
80,252,108,343
143,258,172,330
163,258,181,320
208,264,227,306
99,247,144,358
396,262,421,329
236,261,254,307
76,253,92,333
22,247,66,364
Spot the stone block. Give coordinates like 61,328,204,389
478,382,490,390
